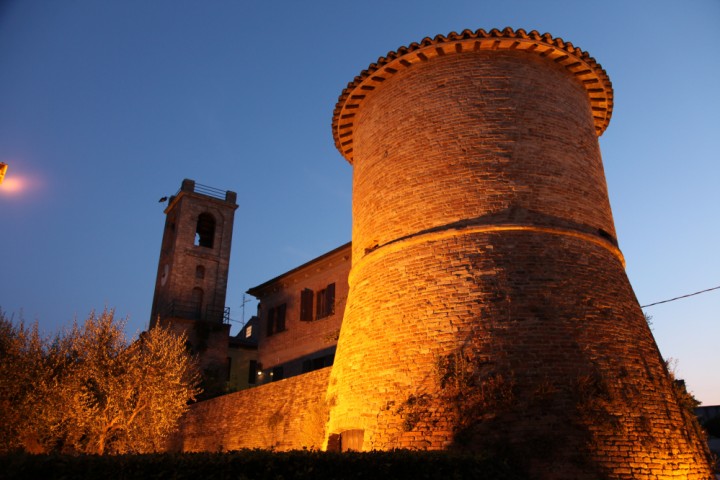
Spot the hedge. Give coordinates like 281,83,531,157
0,449,523,480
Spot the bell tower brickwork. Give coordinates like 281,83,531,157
325,28,712,478
150,178,238,395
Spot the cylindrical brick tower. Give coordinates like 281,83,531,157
325,28,712,478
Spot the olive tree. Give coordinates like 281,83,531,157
0,309,201,454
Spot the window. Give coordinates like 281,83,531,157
195,265,205,279
248,360,258,385
300,283,335,321
266,303,287,336
195,213,215,248
300,288,314,321
316,283,335,319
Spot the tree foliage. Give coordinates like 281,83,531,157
0,309,201,454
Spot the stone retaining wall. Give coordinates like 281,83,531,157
169,367,331,452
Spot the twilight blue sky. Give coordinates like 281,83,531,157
1,0,718,404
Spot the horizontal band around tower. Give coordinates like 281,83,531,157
333,27,613,163
348,224,626,287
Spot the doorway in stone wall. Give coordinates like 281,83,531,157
340,429,364,451
327,430,364,452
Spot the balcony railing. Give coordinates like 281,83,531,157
176,179,231,201
192,183,228,200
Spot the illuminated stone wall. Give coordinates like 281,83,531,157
326,29,713,478
170,367,331,452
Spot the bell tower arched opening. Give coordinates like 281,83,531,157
195,213,216,248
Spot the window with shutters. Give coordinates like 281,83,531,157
266,303,287,336
316,283,335,319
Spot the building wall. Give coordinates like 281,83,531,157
227,344,257,392
347,51,614,265
170,367,331,452
151,180,238,327
227,318,259,392
250,244,350,381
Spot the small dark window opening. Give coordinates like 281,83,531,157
248,360,258,385
266,303,286,336
195,265,205,279
316,283,335,319
195,213,216,248
300,288,314,321
271,366,284,382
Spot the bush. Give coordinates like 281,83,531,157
0,450,524,480
0,309,201,454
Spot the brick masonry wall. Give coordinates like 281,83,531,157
348,51,616,264
326,47,713,479
169,367,331,452
158,192,235,314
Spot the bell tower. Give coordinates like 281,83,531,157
150,178,238,395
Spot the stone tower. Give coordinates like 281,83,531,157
325,28,712,478
150,178,237,394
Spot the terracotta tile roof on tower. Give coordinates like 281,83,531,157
332,27,613,163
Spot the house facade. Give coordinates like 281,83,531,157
246,242,351,385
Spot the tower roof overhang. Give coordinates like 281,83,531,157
332,27,613,164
